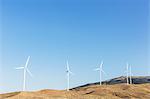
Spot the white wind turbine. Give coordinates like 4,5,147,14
129,65,132,84
66,60,73,91
125,63,133,85
125,63,129,85
15,56,33,91
94,61,106,85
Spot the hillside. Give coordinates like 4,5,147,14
71,76,150,90
1,76,150,99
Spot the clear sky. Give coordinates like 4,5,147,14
0,0,149,93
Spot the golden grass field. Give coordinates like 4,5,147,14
1,83,150,99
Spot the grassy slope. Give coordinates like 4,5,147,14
1,84,150,99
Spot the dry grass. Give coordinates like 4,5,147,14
1,84,150,99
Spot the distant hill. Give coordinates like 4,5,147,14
1,76,150,99
71,76,150,90
106,76,150,84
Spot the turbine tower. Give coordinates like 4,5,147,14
15,56,33,91
66,60,73,91
94,61,106,85
129,66,132,84
125,63,129,85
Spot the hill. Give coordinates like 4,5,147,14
71,76,150,90
1,76,150,99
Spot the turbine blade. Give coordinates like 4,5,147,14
25,56,30,68
26,68,33,77
100,61,103,68
15,67,24,69
69,71,74,75
94,68,100,71
66,60,69,70
101,69,107,75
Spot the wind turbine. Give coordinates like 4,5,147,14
15,56,33,91
94,61,106,85
129,65,132,84
125,63,129,85
66,60,73,91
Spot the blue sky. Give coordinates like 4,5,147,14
0,0,149,93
